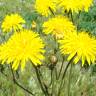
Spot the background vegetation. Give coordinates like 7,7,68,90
0,0,96,96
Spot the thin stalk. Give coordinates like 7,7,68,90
48,69,53,87
57,60,72,96
77,11,81,29
57,54,76,96
38,68,49,94
48,67,57,89
57,57,64,80
70,11,74,22
51,69,53,96
54,67,58,80
34,66,49,96
10,67,35,96
68,63,73,96
51,67,56,96
49,7,55,16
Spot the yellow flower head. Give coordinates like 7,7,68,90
59,0,93,13
43,15,76,39
0,29,45,70
59,31,96,66
1,13,25,32
35,0,56,16
81,0,93,12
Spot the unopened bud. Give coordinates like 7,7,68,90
50,55,58,65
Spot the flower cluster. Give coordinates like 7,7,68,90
0,0,95,71
35,0,93,16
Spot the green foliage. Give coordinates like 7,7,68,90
77,4,96,35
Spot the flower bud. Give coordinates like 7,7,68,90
50,55,58,65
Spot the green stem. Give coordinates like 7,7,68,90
51,67,57,96
68,63,73,96
70,11,74,22
77,11,81,29
49,7,55,16
10,66,35,96
57,57,64,80
57,60,71,96
55,67,58,80
34,66,49,96
51,69,54,96
57,54,76,96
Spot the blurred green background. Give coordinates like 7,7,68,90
0,0,96,96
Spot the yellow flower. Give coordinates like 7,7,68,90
59,0,93,13
81,0,93,12
43,15,76,39
0,29,45,70
1,13,25,32
59,31,96,65
35,0,56,16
